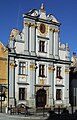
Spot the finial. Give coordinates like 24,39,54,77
66,43,69,50
40,3,44,10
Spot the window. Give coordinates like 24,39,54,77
56,66,63,79
39,41,45,52
39,64,45,77
19,88,25,100
19,62,28,75
56,89,62,100
19,62,25,75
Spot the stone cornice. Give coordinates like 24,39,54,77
24,15,61,26
8,53,71,65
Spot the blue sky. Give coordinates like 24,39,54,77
0,0,77,57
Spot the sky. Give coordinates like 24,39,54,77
0,0,77,57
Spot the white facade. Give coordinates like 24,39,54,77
8,4,71,108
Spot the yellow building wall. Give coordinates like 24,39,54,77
0,42,8,107
0,42,8,85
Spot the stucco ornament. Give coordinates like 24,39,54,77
31,10,39,17
25,9,39,17
38,23,48,36
10,29,19,39
47,14,59,23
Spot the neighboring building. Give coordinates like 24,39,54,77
0,42,8,110
69,53,77,107
8,4,71,108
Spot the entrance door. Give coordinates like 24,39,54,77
36,88,46,107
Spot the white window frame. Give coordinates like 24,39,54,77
19,61,28,75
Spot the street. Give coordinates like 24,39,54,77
0,113,47,120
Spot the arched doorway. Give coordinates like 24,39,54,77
36,88,46,108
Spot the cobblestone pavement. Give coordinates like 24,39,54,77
0,113,48,120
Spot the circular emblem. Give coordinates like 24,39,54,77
40,23,46,34
38,23,48,36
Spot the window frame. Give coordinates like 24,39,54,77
56,89,62,100
39,64,45,77
19,61,28,75
19,88,26,100
56,66,63,79
39,40,45,52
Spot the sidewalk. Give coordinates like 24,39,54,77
0,112,48,120
11,112,48,119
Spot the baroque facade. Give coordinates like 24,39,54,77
8,4,71,108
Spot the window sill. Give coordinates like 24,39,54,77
54,100,63,104
56,76,63,79
56,99,62,101
18,74,28,76
38,51,47,53
18,100,26,101
38,76,47,78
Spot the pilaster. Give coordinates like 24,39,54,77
48,64,55,107
24,22,30,55
64,67,70,107
54,29,60,59
9,57,16,106
49,28,54,58
29,62,36,107
30,23,37,56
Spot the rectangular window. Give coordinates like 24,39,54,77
19,62,28,75
56,89,62,100
39,41,45,52
56,67,61,77
39,64,45,77
19,62,25,75
19,88,25,100
56,66,63,79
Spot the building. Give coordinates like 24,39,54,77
0,42,8,111
69,53,77,107
8,4,71,108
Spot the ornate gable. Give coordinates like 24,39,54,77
23,3,60,25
